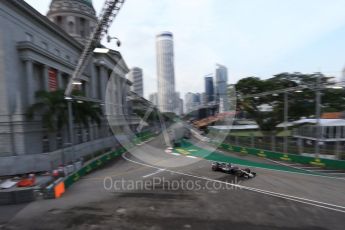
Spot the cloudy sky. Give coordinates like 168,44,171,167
25,0,345,99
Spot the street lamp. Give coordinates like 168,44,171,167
107,35,121,47
65,97,75,163
315,74,322,158
283,92,288,154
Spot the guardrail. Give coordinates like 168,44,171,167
62,131,155,191
212,141,345,170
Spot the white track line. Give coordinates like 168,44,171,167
142,168,165,178
171,153,181,156
311,170,345,173
186,156,198,159
123,153,345,214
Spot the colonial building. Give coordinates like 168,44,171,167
0,0,136,175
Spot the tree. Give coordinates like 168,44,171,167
235,72,345,131
27,90,102,132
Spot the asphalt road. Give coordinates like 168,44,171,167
2,135,345,230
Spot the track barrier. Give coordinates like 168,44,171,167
60,131,155,193
210,140,345,170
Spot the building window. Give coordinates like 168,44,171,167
25,33,33,42
77,129,83,144
56,16,63,27
68,21,74,34
85,130,90,142
42,135,50,153
56,133,63,149
66,55,70,62
81,81,86,93
62,74,69,88
80,17,86,37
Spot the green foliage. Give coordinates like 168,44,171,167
26,90,102,132
236,72,345,131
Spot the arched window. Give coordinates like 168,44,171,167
68,21,74,34
80,17,86,37
56,16,62,27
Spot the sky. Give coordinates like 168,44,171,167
25,0,345,99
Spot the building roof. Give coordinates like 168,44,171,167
296,119,345,126
82,0,93,7
210,125,259,130
321,112,344,119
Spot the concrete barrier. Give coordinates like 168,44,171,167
0,188,35,205
63,131,155,189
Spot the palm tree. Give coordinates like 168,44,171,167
27,90,102,132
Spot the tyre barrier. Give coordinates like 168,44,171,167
0,188,35,205
43,178,65,199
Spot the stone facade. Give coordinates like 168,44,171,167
0,0,135,175
47,0,98,45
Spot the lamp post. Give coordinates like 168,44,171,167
283,92,288,154
107,35,121,46
315,74,322,158
64,97,75,163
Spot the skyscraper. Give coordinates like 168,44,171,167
215,64,229,112
185,92,195,114
185,92,201,114
174,92,183,115
149,93,158,106
127,67,144,97
156,31,176,113
205,75,215,103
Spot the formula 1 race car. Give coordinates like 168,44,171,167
211,162,257,179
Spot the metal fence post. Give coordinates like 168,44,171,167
251,133,254,148
283,92,288,154
271,135,276,151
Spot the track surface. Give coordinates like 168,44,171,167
2,135,345,230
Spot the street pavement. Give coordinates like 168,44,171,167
2,135,345,230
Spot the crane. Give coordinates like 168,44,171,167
65,0,126,98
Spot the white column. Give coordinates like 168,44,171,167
43,65,49,91
25,59,34,105
116,76,122,115
57,70,63,89
90,64,97,98
100,65,107,100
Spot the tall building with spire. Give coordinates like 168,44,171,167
47,0,98,44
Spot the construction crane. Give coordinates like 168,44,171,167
65,0,126,98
